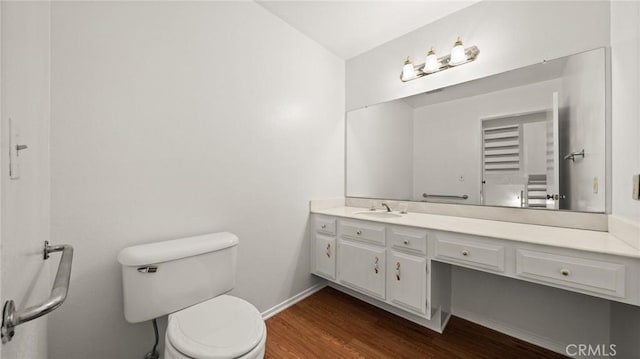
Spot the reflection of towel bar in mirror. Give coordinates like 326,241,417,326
1,241,74,343
423,193,469,200
563,149,585,162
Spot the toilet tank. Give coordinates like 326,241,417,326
117,232,238,323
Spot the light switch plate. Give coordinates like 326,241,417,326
633,174,640,200
9,118,20,180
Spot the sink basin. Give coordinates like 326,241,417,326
354,211,403,219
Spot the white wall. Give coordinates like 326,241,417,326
347,100,413,199
1,2,51,359
48,2,344,358
609,3,640,355
611,0,640,224
559,49,607,212
346,1,610,110
412,79,562,204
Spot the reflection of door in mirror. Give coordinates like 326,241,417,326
481,96,559,210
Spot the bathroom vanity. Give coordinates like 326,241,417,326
310,205,640,333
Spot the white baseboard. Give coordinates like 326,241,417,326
452,308,568,356
261,282,327,320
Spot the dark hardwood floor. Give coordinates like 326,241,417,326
265,287,566,358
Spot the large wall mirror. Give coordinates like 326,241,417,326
346,47,607,213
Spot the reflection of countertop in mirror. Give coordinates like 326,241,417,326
311,206,640,259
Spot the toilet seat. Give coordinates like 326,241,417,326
166,295,266,359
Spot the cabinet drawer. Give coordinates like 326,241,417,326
516,250,626,298
389,228,427,255
340,221,386,245
315,218,336,236
435,236,505,272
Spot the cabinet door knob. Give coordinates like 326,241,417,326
462,249,469,256
560,268,570,276
403,240,410,245
356,230,362,235
321,224,326,229
395,262,401,281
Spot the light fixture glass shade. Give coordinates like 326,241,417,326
401,57,416,81
449,37,467,66
423,48,440,73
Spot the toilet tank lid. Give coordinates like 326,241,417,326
117,232,239,266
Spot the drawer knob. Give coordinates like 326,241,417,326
462,249,470,256
560,268,570,276
321,224,326,229
356,230,362,236
403,240,410,245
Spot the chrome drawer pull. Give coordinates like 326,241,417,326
560,268,570,276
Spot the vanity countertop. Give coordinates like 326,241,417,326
312,206,640,259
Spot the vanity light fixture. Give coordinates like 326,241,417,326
449,37,467,65
423,48,440,74
401,57,417,81
400,37,480,82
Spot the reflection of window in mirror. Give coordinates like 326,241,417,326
481,108,555,210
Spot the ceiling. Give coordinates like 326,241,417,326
256,1,480,60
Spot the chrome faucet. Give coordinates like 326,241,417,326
381,203,391,212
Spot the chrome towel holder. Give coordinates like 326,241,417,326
1,241,74,343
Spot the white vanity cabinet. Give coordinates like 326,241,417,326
311,216,337,280
387,227,429,316
336,220,387,299
311,207,640,337
387,251,428,315
314,234,336,279
337,240,386,299
311,216,438,325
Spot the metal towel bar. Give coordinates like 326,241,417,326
422,193,469,200
1,241,74,343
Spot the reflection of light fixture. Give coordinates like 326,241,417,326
401,57,416,81
450,37,467,66
423,48,439,74
399,38,479,82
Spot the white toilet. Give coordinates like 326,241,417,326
117,232,266,359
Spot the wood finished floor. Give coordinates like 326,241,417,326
265,287,566,358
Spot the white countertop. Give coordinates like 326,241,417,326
312,206,640,259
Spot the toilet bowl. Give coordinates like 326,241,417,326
164,295,266,359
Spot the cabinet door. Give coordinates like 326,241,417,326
337,240,386,299
387,251,427,315
314,234,336,279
